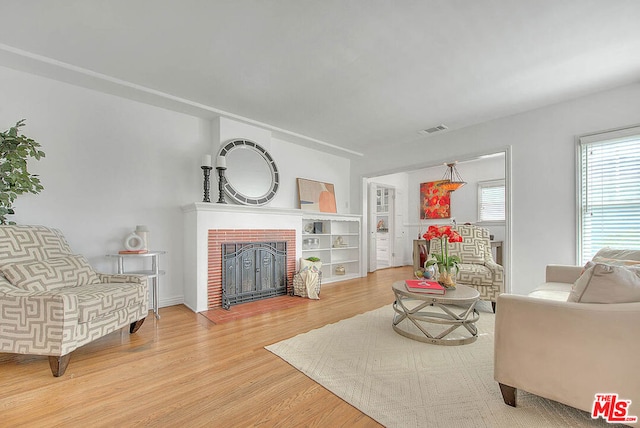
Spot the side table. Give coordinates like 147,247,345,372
107,251,166,319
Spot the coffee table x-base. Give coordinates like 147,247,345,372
392,281,480,345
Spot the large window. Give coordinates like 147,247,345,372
478,179,505,222
578,126,640,264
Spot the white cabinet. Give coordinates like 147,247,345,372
301,214,362,283
376,187,390,232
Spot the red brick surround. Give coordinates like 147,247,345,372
207,229,296,309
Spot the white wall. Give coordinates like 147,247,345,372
0,65,209,308
406,156,506,241
0,66,353,310
353,82,640,295
367,157,505,266
270,138,351,213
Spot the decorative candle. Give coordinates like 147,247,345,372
202,154,212,167
216,155,226,169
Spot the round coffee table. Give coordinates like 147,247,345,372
392,281,480,345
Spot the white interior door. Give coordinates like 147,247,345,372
368,182,378,272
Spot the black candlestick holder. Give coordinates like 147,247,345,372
201,166,213,202
216,166,227,204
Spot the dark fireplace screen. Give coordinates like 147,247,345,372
221,241,288,309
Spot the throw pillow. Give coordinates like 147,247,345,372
0,255,101,292
568,263,640,303
591,256,640,267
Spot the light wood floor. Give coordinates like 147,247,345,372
0,266,413,427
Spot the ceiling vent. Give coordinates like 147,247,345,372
419,124,448,135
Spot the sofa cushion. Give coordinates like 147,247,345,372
456,263,493,286
591,256,640,267
528,282,572,302
0,225,73,265
57,282,148,323
431,239,485,264
593,247,640,262
568,263,640,303
0,255,100,292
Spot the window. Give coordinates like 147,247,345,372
478,179,505,222
578,126,640,264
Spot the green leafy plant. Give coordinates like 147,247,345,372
0,120,45,225
305,256,321,262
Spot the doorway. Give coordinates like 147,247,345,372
361,148,511,292
368,183,405,272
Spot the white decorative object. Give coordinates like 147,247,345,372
216,155,226,169
202,154,212,167
135,225,149,250
124,232,145,251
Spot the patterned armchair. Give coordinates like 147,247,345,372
0,225,148,376
429,224,504,311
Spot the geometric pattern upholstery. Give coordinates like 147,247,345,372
429,224,504,302
0,225,148,358
0,254,101,291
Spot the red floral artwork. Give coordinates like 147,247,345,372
420,180,451,219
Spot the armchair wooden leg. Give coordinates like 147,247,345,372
130,317,146,334
491,301,496,313
499,383,517,407
49,354,71,377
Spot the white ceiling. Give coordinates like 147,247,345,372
1,1,639,157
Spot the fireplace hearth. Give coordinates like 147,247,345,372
221,241,288,309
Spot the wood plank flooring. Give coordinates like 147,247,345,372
0,266,413,427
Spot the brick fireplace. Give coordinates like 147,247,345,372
207,229,296,309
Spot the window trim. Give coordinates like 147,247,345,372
576,124,640,264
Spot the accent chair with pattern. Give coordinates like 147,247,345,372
0,225,149,376
429,224,504,311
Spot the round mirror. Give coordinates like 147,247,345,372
218,139,279,205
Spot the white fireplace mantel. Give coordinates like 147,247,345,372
182,202,304,312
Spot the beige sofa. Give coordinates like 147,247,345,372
0,225,149,376
494,248,640,424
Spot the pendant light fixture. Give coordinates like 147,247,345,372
437,161,466,192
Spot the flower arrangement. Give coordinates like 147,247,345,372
423,225,463,288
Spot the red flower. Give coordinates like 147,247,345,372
423,225,463,243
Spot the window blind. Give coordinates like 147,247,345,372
478,180,505,222
579,130,640,263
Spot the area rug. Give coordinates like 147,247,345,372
266,305,621,427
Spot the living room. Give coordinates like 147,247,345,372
1,1,640,426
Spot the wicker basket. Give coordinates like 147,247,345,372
292,271,322,298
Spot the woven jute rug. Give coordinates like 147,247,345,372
266,304,625,427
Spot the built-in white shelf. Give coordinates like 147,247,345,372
301,213,362,284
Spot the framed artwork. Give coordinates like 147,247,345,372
420,180,451,219
297,178,337,213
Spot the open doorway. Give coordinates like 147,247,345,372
368,184,399,271
362,149,510,291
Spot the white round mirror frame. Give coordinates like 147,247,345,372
217,139,280,206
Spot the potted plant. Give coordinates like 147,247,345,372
423,225,463,288
0,120,45,225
